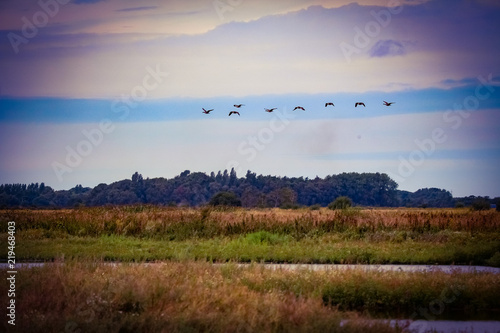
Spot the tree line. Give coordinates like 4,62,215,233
0,169,497,209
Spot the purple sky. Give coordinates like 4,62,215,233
1,0,499,197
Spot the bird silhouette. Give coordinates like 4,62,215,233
355,102,366,107
293,106,305,111
233,104,245,108
325,103,334,107
383,101,395,106
202,108,213,114
265,108,277,112
228,111,240,116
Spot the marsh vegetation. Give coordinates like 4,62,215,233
1,206,499,332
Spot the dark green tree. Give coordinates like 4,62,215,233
131,172,143,183
471,197,491,211
229,167,238,187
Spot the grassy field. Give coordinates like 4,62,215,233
3,206,500,238
1,206,500,265
1,206,500,332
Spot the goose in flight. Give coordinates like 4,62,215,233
355,102,366,107
233,104,245,108
293,106,305,111
228,111,240,116
383,101,395,106
325,103,334,107
202,108,213,114
265,108,277,112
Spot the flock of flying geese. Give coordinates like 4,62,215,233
202,101,395,116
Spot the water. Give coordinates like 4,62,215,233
2,262,500,273
233,263,500,274
403,320,500,333
340,319,500,333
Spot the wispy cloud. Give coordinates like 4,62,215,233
441,77,481,87
2,1,499,98
369,39,407,58
116,6,158,13
73,0,106,4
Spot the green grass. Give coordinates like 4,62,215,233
2,206,499,264
8,230,500,266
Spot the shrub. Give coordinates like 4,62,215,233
486,251,500,267
209,191,242,207
309,204,321,210
280,203,301,209
471,198,491,211
328,196,353,210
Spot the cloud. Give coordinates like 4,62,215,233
116,6,158,12
369,40,407,58
440,77,480,87
73,0,106,4
1,1,500,98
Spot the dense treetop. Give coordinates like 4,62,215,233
0,170,495,208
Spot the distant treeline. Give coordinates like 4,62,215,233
0,170,497,209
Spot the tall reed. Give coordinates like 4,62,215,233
2,207,499,239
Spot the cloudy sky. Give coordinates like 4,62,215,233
1,0,499,197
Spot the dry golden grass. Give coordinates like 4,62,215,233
3,261,415,333
3,261,500,332
1,206,499,239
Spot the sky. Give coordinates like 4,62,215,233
0,0,499,197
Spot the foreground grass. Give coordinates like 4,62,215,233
9,231,500,266
1,261,499,332
0,261,384,333
0,261,500,332
2,207,500,332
